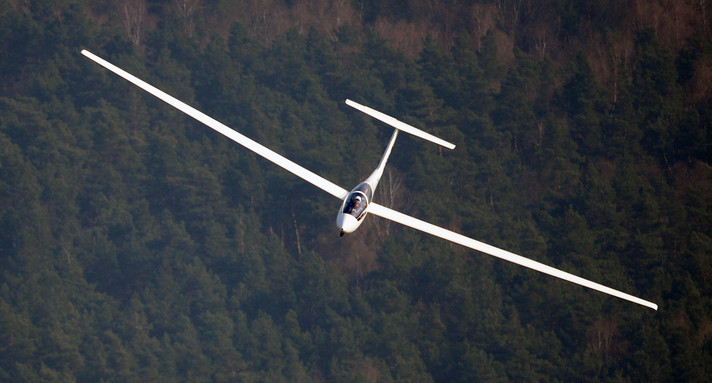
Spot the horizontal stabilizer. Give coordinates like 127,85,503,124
346,99,455,150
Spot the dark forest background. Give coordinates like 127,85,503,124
1,0,711,381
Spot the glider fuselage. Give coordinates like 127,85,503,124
337,182,372,235
80,49,658,310
337,129,398,235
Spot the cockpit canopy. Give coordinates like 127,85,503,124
343,192,367,219
342,182,373,220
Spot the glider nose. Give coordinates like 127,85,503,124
336,213,359,235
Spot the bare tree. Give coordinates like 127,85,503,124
587,317,622,361
173,0,201,35
372,169,410,243
174,0,200,20
330,0,351,30
495,0,522,34
121,0,146,47
470,3,497,49
699,0,710,37
532,25,548,59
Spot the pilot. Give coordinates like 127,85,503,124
353,196,362,210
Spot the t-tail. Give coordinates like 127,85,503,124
337,100,454,235
345,99,455,149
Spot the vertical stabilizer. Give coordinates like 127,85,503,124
364,129,399,189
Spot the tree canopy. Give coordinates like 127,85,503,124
1,0,711,381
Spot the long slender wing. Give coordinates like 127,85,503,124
83,50,657,311
81,50,349,200
368,202,658,310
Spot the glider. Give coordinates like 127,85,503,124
81,50,658,311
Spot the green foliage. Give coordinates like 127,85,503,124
0,1,710,382
632,29,687,162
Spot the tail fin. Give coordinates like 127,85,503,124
364,129,398,188
346,99,455,150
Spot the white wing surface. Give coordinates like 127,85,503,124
81,50,349,200
346,99,456,150
368,203,658,310
83,50,657,311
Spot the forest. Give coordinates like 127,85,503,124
1,0,711,381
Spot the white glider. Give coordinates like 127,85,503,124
81,50,658,311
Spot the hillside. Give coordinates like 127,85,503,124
1,0,711,381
